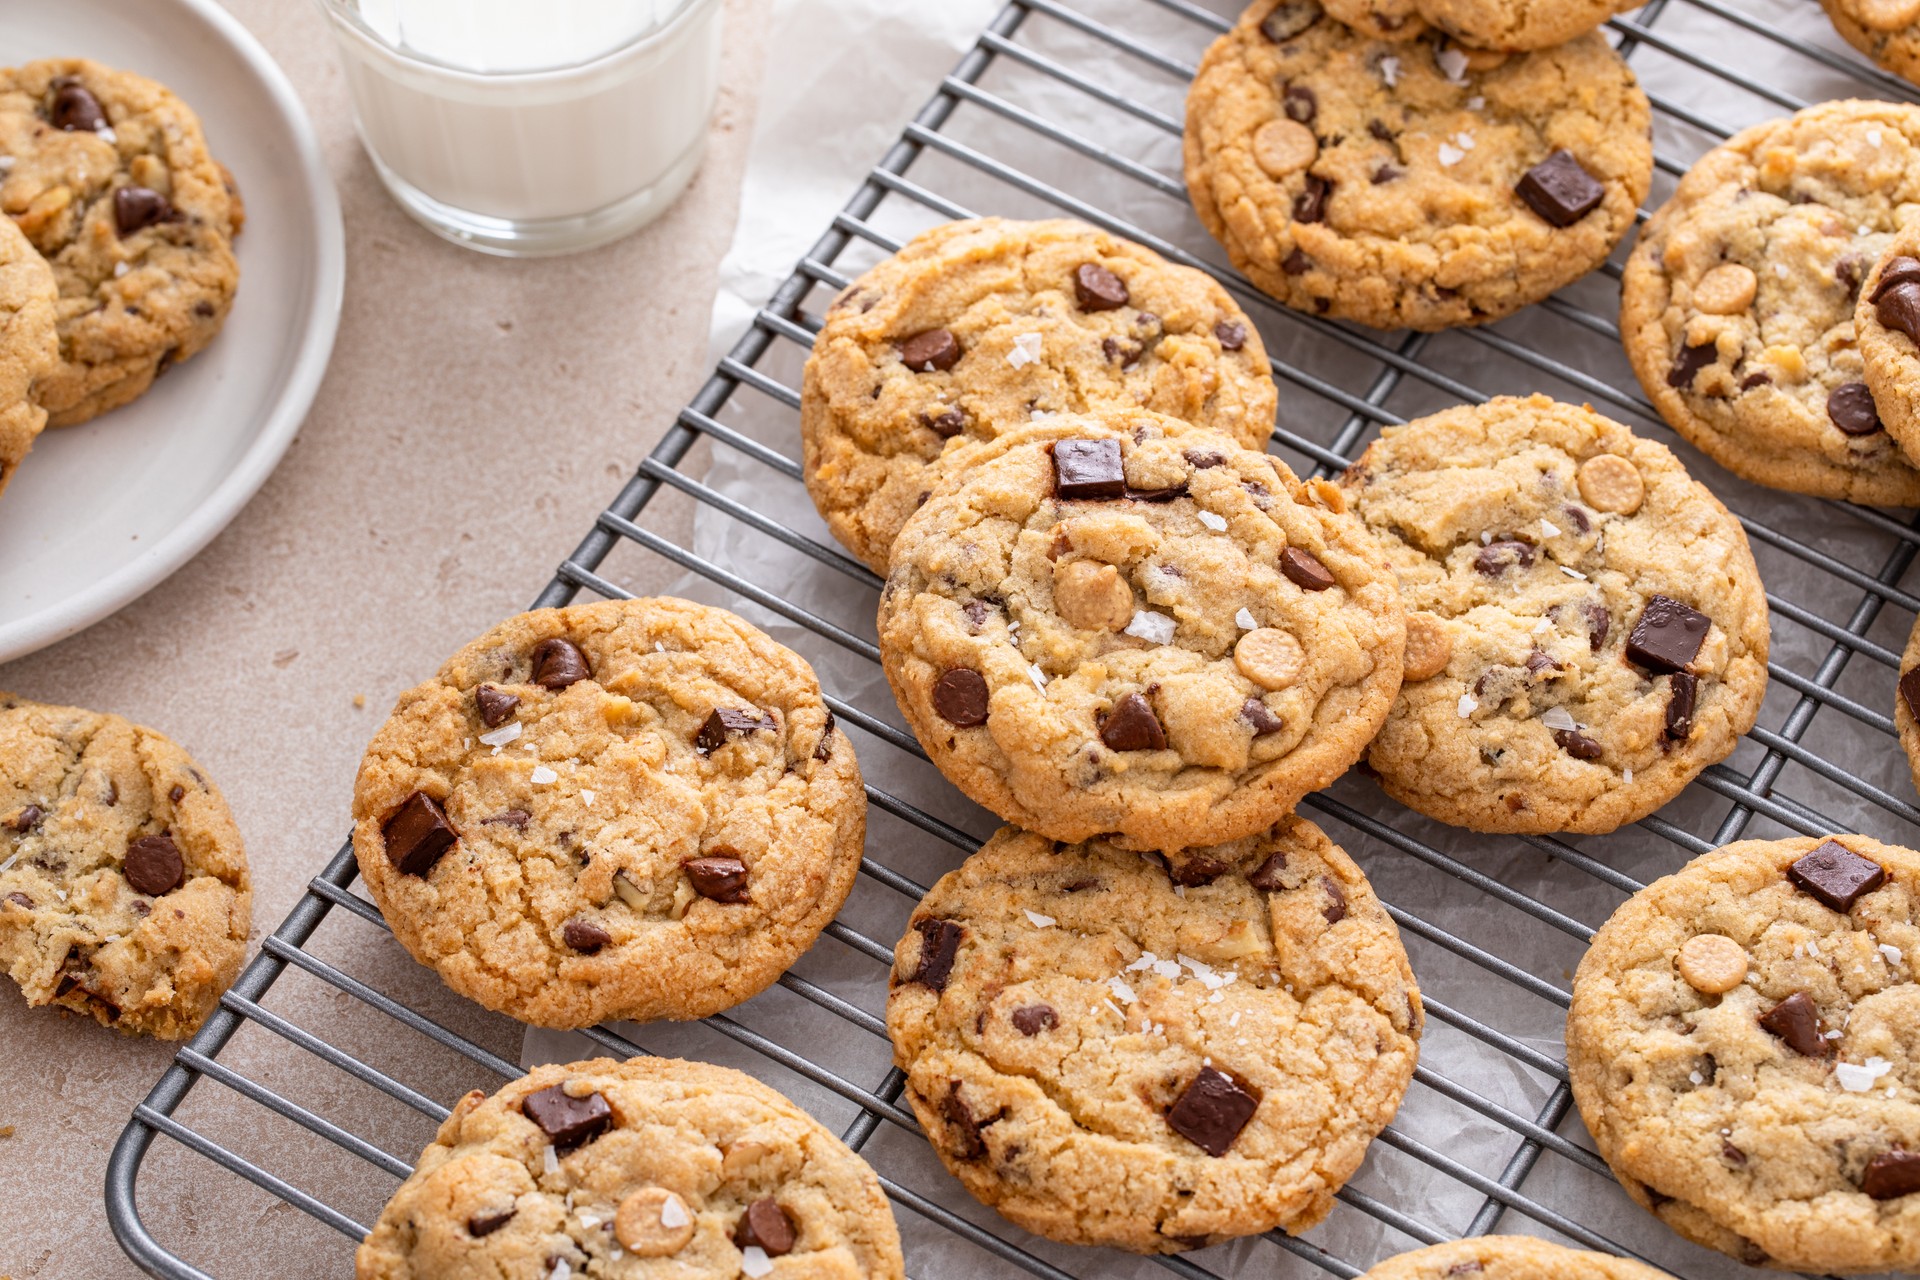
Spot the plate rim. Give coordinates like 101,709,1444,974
0,0,347,664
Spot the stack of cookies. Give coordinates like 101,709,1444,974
0,58,243,504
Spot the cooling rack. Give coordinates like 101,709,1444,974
107,0,1920,1276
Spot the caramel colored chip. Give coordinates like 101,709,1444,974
1676,933,1748,994
1692,263,1758,315
1053,560,1134,631
1235,628,1305,691
1576,454,1645,515
615,1187,696,1257
1402,612,1452,681
1253,119,1318,179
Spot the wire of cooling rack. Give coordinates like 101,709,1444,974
107,1,1920,1276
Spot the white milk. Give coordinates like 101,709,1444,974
318,0,724,255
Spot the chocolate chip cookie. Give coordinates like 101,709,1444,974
0,215,56,501
1183,0,1652,331
1569,834,1920,1273
1894,615,1920,798
1359,1237,1673,1280
351,598,863,1029
0,693,251,1039
0,59,239,427
1339,396,1769,834
357,1055,906,1279
1854,224,1920,467
801,216,1278,572
887,818,1420,1253
1622,99,1920,505
1822,0,1920,89
876,412,1405,850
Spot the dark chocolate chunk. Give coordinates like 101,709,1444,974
1667,341,1718,390
1562,504,1592,534
382,791,458,877
922,407,966,438
1525,649,1561,676
168,785,186,804
475,684,520,727
1827,381,1884,436
1721,1139,1747,1167
1368,119,1395,141
1166,1065,1260,1157
468,1208,515,1237
113,186,179,237
1372,164,1401,184
1665,672,1698,741
1553,728,1604,761
1292,175,1330,224
1260,0,1322,41
1214,320,1247,350
1280,546,1335,591
5,892,33,909
683,855,750,903
561,918,610,952
48,79,107,132
1282,248,1312,275
1248,851,1287,891
1586,601,1611,653
734,1198,796,1256
1185,448,1227,469
1321,875,1347,923
1863,1151,1920,1200
482,809,531,829
813,711,835,762
1100,692,1167,752
1283,84,1317,123
1240,697,1283,736
1625,595,1708,674
1876,280,1920,345
521,1082,612,1150
124,835,185,897
10,804,41,833
1515,150,1605,228
910,917,963,991
1168,855,1229,887
696,707,775,752
899,328,961,372
531,637,592,689
1873,256,1920,301
940,1084,993,1159
1786,840,1886,913
1740,371,1772,389
1756,990,1829,1057
1901,667,1920,724
932,668,990,727
1474,539,1534,576
1011,1003,1059,1036
1102,336,1142,367
1125,481,1188,503
1053,437,1127,500
1072,262,1129,312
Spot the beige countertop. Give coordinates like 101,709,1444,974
0,0,768,1273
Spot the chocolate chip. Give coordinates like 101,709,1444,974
733,1198,796,1256
1827,381,1883,436
1740,371,1772,389
482,809,531,828
1552,728,1603,761
1166,1065,1260,1156
468,1208,515,1237
899,328,961,372
1626,595,1708,674
1902,667,1920,724
683,855,750,903
922,407,966,438
1756,990,1829,1057
1282,248,1312,275
1787,840,1886,913
932,668,989,727
1169,855,1229,887
531,638,591,689
561,918,610,952
1372,164,1401,184
1368,119,1395,142
1240,697,1283,736
113,187,179,237
48,80,107,132
1292,175,1330,224
382,791,458,877
1515,150,1605,227
1248,852,1287,891
940,1084,993,1159
168,785,185,804
1839,253,1868,297
521,1083,612,1150
1280,547,1335,591
1562,505,1592,534
476,684,520,727
9,804,41,833
910,917,963,992
1321,875,1347,923
1214,320,1247,350
1525,650,1561,677
696,707,775,752
1185,449,1226,469
1667,341,1718,390
1863,1151,1920,1199
1873,256,1920,302
1011,1003,1058,1036
1474,540,1534,576
1100,693,1167,752
1053,437,1126,500
1876,281,1920,345
813,711,835,762
1282,84,1317,124
1101,336,1142,367
1586,602,1611,653
1721,1139,1747,1167
1073,262,1129,311
1665,672,1698,741
5,892,33,909
1260,0,1322,41
124,834,185,897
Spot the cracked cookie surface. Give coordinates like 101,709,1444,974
801,217,1277,573
351,598,863,1029
877,409,1404,850
886,819,1420,1253
1621,99,1920,505
1569,835,1920,1274
0,58,238,427
1359,1237,1672,1280
1340,396,1768,834
0,692,250,1039
1324,0,1642,48
0,215,56,500
1183,0,1651,331
357,1055,905,1280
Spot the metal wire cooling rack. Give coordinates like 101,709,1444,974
107,1,1920,1276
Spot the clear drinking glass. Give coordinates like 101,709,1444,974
312,0,725,257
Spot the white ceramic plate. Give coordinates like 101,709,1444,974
0,0,344,662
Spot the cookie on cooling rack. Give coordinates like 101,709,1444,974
0,59,239,427
801,216,1278,573
887,818,1420,1253
1359,1237,1673,1280
1895,615,1920,798
1182,0,1652,331
876,409,1404,850
350,597,863,1029
356,1055,905,1280
0,693,251,1039
1622,99,1920,505
1568,834,1920,1273
1854,225,1920,468
1322,0,1643,48
1338,395,1769,834
1821,0,1920,90
0,215,56,502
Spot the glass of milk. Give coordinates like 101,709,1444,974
313,0,725,256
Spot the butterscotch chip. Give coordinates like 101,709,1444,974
1691,263,1757,315
1053,559,1134,631
1402,613,1452,681
1576,454,1645,514
1235,628,1305,690
1675,933,1748,993
615,1187,696,1256
1252,119,1317,179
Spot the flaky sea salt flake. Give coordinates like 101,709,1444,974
531,764,558,785
1379,55,1400,86
1109,976,1138,1004
659,1196,690,1228
1438,142,1465,167
1437,45,1469,82
479,722,522,750
742,1247,773,1278
1458,693,1478,718
1837,1057,1894,1092
1025,909,1056,928
1540,518,1562,539
1007,332,1044,369
1125,610,1177,645
1540,706,1578,732
1198,510,1228,531
1235,607,1259,630
1882,942,1904,965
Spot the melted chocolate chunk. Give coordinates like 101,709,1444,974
1214,320,1247,351
48,79,107,132
475,684,519,727
1665,672,1698,741
1185,449,1226,469
814,711,835,762
1282,248,1312,275
696,707,775,753
1169,855,1229,887
1166,1066,1260,1156
561,918,610,952
1667,341,1718,390
683,855,751,903
1625,595,1708,674
382,791,458,877
1240,697,1283,736
1102,336,1142,367
531,638,592,689
932,668,990,727
922,407,967,438
1901,667,1920,724
521,1083,612,1150
940,1084,994,1159
1321,875,1347,924
1872,256,1920,302
1756,990,1828,1057
1515,150,1605,227
1292,175,1330,224
1248,851,1287,891
6,892,34,909
1876,280,1920,345
1586,602,1611,653
1827,381,1884,436
1072,262,1130,312
1100,692,1167,752
1280,546,1335,591
1553,728,1603,761
734,1198,797,1255
10,804,41,833
468,1208,515,1237
1474,540,1534,576
1011,1003,1058,1036
1786,840,1885,913
1863,1151,1920,1200
113,187,179,237
899,328,961,372
1053,437,1127,500
482,809,531,829
1282,84,1317,123
910,918,963,991
1260,0,1322,41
